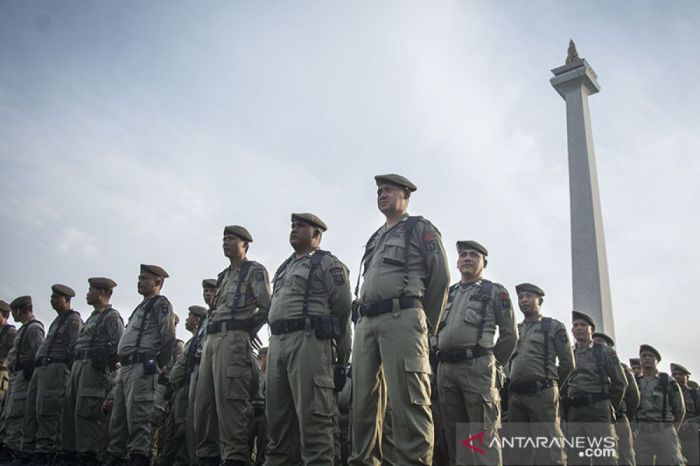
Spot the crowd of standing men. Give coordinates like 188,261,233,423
0,173,697,466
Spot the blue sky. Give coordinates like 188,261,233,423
1,1,698,374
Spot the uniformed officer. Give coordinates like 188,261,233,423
62,277,123,465
248,347,267,466
195,226,271,466
2,296,44,463
671,362,698,466
507,283,574,466
265,213,352,466
107,264,176,466
0,301,17,402
0,300,17,457
21,284,83,464
565,311,627,465
350,174,450,466
435,240,517,466
183,279,215,466
634,345,685,466
629,358,641,378
593,332,639,466
159,305,206,466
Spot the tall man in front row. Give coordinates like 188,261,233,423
350,174,450,466
195,225,271,466
265,213,352,466
435,240,518,466
107,264,176,466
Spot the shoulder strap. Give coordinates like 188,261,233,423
45,310,78,356
234,260,254,308
354,227,384,299
446,283,459,305
592,342,606,391
400,216,422,298
540,317,552,379
89,308,119,349
273,257,294,286
303,250,330,320
659,372,670,419
475,279,493,346
135,296,160,349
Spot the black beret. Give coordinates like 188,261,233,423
10,296,32,309
572,310,595,329
375,174,417,192
51,284,76,298
291,213,328,232
88,277,117,291
140,264,169,278
639,344,661,361
0,300,10,314
456,240,488,257
670,363,690,375
223,225,253,242
202,279,217,289
629,358,640,365
592,332,615,347
188,305,208,318
515,283,545,297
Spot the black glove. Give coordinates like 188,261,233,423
333,364,347,392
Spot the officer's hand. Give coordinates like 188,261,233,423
102,399,113,416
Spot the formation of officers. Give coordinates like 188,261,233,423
0,173,697,466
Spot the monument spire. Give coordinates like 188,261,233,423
550,41,615,339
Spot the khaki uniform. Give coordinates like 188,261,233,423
109,295,176,460
3,319,44,452
616,363,639,466
62,306,124,459
507,316,574,465
265,250,351,466
155,339,185,463
435,280,518,466
0,324,17,402
248,363,267,466
160,337,194,466
679,384,700,466
634,373,686,466
186,318,207,465
23,310,82,455
350,215,450,466
565,342,627,465
195,260,271,463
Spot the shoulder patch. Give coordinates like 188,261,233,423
556,328,569,344
330,267,346,285
254,270,266,282
499,292,512,310
160,305,170,316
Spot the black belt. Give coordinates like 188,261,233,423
35,357,71,367
567,392,608,407
119,353,153,366
270,317,320,335
75,349,95,360
510,379,555,395
207,319,251,334
358,297,423,318
436,346,493,363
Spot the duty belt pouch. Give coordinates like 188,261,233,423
91,350,109,371
143,356,158,375
314,316,342,340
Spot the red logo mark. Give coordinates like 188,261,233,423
461,431,486,454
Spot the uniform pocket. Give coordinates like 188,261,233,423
8,391,28,418
311,375,335,416
463,301,484,327
77,387,106,420
225,365,251,400
481,394,501,431
38,388,64,416
404,357,431,406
